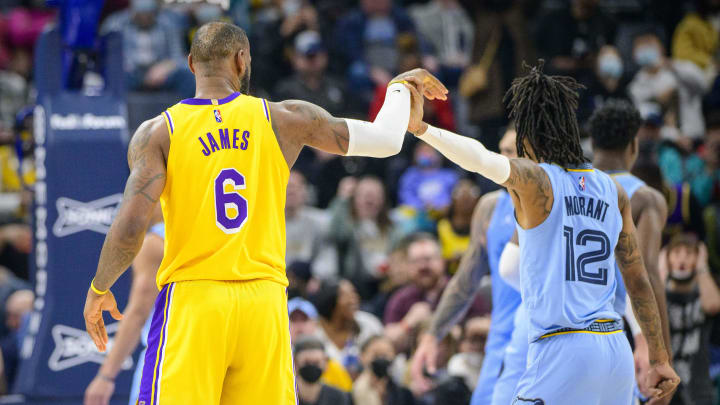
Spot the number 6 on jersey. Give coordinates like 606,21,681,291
215,168,248,233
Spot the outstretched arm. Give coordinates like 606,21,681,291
84,232,163,405
427,194,496,340
269,69,448,167
410,123,552,229
410,192,497,389
615,182,680,399
83,116,168,352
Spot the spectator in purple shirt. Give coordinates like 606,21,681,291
384,233,489,350
398,142,459,212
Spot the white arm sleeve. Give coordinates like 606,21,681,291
344,83,410,157
499,242,520,291
417,125,511,184
625,294,642,337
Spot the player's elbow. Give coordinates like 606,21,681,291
345,119,405,157
116,216,148,241
374,128,405,157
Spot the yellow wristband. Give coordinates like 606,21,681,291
90,279,108,295
388,80,409,87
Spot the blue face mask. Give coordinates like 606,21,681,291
635,46,660,67
417,155,435,168
598,55,622,79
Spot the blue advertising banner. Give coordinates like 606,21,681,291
12,92,136,404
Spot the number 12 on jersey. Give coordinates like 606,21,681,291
563,226,610,285
215,168,248,234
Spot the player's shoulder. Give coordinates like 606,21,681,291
631,184,664,206
139,114,166,130
266,99,311,132
129,115,170,158
610,177,630,212
132,115,167,143
471,189,505,237
630,184,667,217
478,189,504,209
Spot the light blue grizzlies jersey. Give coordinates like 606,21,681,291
131,222,165,405
608,171,646,317
485,191,521,351
517,163,623,342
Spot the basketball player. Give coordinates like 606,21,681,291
588,100,673,403
82,22,447,404
474,101,673,405
84,223,164,405
410,126,520,404
407,63,679,403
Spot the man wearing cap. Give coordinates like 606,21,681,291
274,30,350,117
289,297,353,392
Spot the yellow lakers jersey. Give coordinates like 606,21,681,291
157,92,289,288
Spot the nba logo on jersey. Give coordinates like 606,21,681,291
214,109,222,123
578,176,586,191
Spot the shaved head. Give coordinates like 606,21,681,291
190,22,249,63
189,22,251,93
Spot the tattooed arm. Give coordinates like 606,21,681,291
410,192,496,389
410,122,554,229
633,187,671,355
615,181,680,399
84,116,168,352
502,158,554,229
427,192,497,339
268,68,447,168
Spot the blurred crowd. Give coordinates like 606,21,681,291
2,0,720,403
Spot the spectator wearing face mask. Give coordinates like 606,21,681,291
577,45,630,124
446,316,489,392
628,32,677,126
398,143,459,213
293,336,351,405
629,30,709,141
288,297,354,392
353,335,416,405
311,280,384,378
662,234,720,405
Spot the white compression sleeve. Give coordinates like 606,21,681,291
625,294,642,337
345,83,410,157
417,125,511,184
499,242,521,291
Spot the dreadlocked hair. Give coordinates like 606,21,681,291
503,60,588,166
